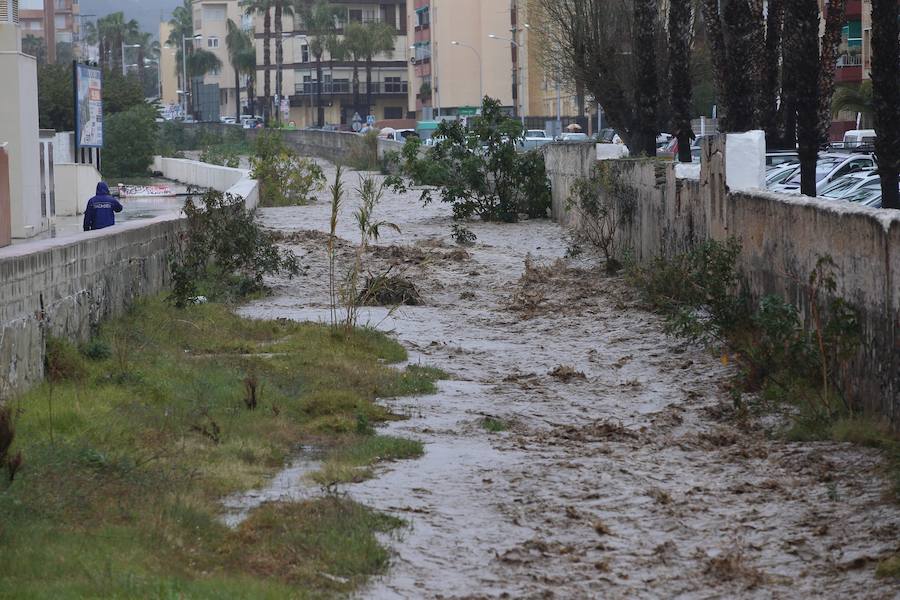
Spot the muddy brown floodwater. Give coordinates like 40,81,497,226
238,163,900,600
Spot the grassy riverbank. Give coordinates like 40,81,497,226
0,298,441,597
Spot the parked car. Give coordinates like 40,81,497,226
220,116,237,125
558,132,590,142
522,129,554,150
770,153,876,194
241,116,263,129
819,169,880,200
844,185,883,208
766,163,801,188
765,151,799,167
840,129,876,149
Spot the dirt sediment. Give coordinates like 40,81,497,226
240,163,900,599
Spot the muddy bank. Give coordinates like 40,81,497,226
240,163,900,599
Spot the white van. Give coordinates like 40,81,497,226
842,129,876,148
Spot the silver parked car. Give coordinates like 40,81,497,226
770,153,876,195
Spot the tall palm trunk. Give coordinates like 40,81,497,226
99,38,106,71
365,58,374,118
138,45,146,85
263,9,272,124
668,0,693,163
246,75,255,118
234,66,242,122
871,0,900,209
721,0,756,131
274,0,283,123
634,0,659,156
787,0,821,197
315,53,325,126
352,63,361,119
818,0,846,145
762,0,784,145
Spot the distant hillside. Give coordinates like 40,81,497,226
79,0,183,39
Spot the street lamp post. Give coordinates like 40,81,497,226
488,31,526,125
181,34,203,118
450,41,482,107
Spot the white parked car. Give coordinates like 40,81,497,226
770,153,876,195
558,132,590,142
522,129,553,150
819,169,880,200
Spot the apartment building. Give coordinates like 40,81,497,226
408,0,515,119
192,0,247,121
249,0,410,127
159,22,180,108
19,0,80,63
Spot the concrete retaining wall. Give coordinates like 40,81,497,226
543,142,900,423
152,157,258,210
178,123,374,165
0,215,184,393
54,163,101,216
0,158,259,394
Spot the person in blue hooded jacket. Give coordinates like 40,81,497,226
83,182,123,231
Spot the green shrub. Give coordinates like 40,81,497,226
80,339,112,361
250,130,325,206
45,338,88,382
168,189,301,306
388,97,551,235
103,103,158,180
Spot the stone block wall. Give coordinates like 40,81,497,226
543,142,900,423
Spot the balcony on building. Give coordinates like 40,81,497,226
293,79,409,98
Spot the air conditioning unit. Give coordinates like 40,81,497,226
0,0,19,25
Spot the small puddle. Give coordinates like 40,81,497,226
220,445,325,528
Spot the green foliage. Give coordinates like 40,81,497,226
250,130,325,206
312,436,425,485
37,64,73,131
628,243,862,423
80,339,112,361
480,417,509,432
169,189,301,306
389,97,551,234
346,130,380,171
102,103,158,180
200,145,241,168
102,71,146,115
0,298,440,595
45,338,88,383
567,162,637,272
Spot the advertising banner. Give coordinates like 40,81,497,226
74,64,103,148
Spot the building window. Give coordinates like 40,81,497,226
384,77,405,93
193,7,202,30
207,37,220,49
54,15,66,29
301,44,309,62
416,7,430,27
55,0,66,10
384,106,403,119
413,42,430,62
349,9,362,23
204,4,227,22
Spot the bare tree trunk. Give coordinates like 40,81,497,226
352,63,361,119
787,0,821,197
871,0,900,209
818,0,846,146
762,0,784,146
634,0,659,156
669,0,693,162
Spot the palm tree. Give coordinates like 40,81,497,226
340,21,367,119
168,0,195,107
274,0,295,123
831,81,873,126
356,21,395,119
227,19,256,122
188,49,224,116
668,0,693,163
294,0,342,127
870,0,900,209
243,0,274,124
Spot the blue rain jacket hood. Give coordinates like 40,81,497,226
83,182,123,231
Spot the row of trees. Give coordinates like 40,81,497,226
534,0,899,209
240,0,397,127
